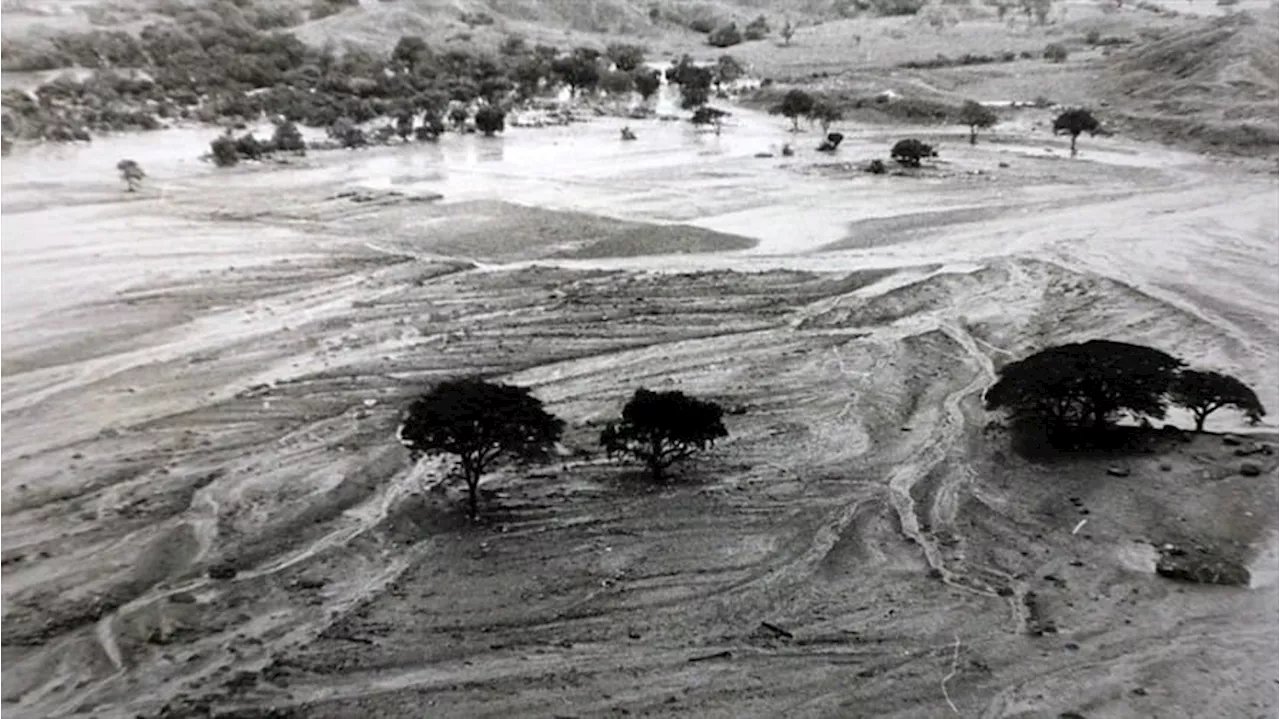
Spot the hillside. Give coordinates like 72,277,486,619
1102,11,1279,152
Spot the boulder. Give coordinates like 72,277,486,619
1239,462,1262,477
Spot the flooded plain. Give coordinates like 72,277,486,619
2,102,1277,718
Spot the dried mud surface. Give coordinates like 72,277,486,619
2,111,1277,719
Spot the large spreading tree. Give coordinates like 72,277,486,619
400,378,564,518
957,100,997,145
984,340,1184,433
600,389,728,481
1170,369,1266,432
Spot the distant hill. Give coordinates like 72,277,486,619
1102,11,1278,153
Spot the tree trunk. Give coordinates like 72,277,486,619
462,461,480,519
1070,133,1078,157
791,116,799,132
1194,411,1207,432
969,127,977,145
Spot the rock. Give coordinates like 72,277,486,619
208,564,238,580
1223,436,1243,446
1106,466,1131,477
169,592,197,604
1156,553,1249,586
998,161,1010,168
1132,687,1148,696
1064,642,1080,651
1158,462,1172,471
1240,462,1262,477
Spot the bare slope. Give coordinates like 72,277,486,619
1103,11,1279,152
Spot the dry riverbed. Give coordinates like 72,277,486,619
1,108,1276,718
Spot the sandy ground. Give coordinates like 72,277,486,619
1,97,1277,719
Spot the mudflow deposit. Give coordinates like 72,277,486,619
2,2,1278,718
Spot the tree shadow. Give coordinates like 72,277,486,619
1008,419,1186,463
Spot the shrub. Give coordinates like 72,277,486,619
606,43,646,72
744,15,771,40
633,68,661,102
689,17,716,33
117,159,145,191
210,133,239,166
890,138,936,166
708,23,743,48
474,105,505,136
235,132,265,160
270,120,305,153
866,158,887,173
600,389,728,481
957,100,997,144
1043,43,1069,63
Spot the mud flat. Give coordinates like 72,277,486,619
1,110,1276,718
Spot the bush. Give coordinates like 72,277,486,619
235,132,265,160
707,23,743,48
633,69,661,102
866,158,887,174
744,15,771,40
1043,43,1069,63
689,18,716,33
890,138,936,166
474,105,505,136
210,133,240,166
606,43,646,72
272,120,305,153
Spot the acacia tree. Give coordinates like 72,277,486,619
551,50,600,99
400,378,564,519
600,389,728,481
770,89,814,131
781,17,796,45
957,100,997,145
1053,108,1100,157
984,340,1184,436
691,105,729,135
116,159,144,191
1170,369,1266,432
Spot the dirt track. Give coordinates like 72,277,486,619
2,107,1277,718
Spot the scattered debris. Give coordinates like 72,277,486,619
760,621,794,639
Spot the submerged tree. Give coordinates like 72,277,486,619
1052,108,1100,157
474,105,506,136
1170,369,1266,432
600,389,728,481
770,89,814,131
116,159,144,191
400,378,564,519
957,100,997,145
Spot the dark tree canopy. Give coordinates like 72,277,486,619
690,105,729,130
633,68,661,101
600,69,635,97
474,105,505,136
714,54,745,90
807,99,843,133
400,378,564,518
606,42,646,72
1053,108,1100,156
957,100,997,145
985,340,1185,434
210,133,239,166
1170,369,1266,431
666,56,713,109
770,89,814,130
890,138,937,166
708,23,743,48
600,389,728,480
551,51,600,98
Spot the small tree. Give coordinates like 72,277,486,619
714,54,745,93
474,105,505,136
891,138,937,166
418,109,445,140
957,100,997,145
633,68,662,102
1171,370,1266,432
708,23,743,48
400,378,564,519
1052,108,1100,157
807,100,843,133
781,17,796,45
116,159,144,191
210,133,239,166
600,389,728,481
272,120,306,154
551,52,601,99
606,43,646,72
770,88,815,131
392,35,431,72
